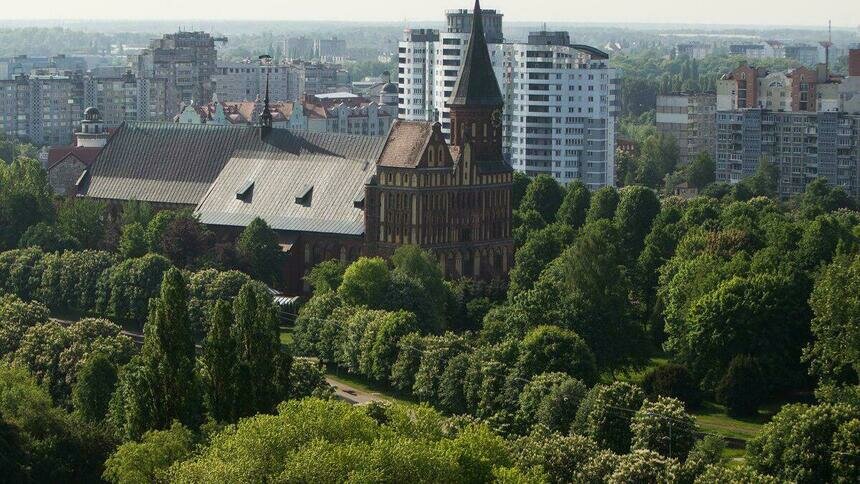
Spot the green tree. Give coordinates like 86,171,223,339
512,171,531,209
305,259,346,293
18,222,79,252
556,180,591,230
715,355,766,417
508,223,574,295
575,381,645,453
57,197,107,249
72,352,119,422
741,158,779,198
586,186,620,223
103,421,195,484
119,222,148,259
641,363,701,409
120,199,154,227
806,253,860,403
516,372,586,433
201,300,238,422
517,325,597,385
608,449,681,484
98,254,172,329
338,257,391,308
747,403,859,484
687,152,716,189
232,281,287,417
0,295,49,356
519,174,564,223
631,396,699,460
0,157,55,250
237,217,282,285
118,268,200,437
615,185,661,261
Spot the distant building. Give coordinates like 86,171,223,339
284,36,315,60
177,90,396,136
729,41,785,60
132,31,223,113
83,70,169,127
715,109,860,198
0,55,87,80
785,44,821,66
315,37,347,62
656,92,717,164
214,59,350,102
717,63,842,112
398,8,619,188
0,70,83,145
675,42,713,60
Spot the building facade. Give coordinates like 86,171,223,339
132,31,223,114
656,92,717,164
715,109,860,198
397,6,619,187
214,59,351,102
0,55,87,80
0,71,84,145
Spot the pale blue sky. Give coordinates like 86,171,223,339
2,0,859,27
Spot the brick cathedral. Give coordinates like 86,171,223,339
80,0,513,294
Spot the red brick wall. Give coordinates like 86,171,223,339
850,49,860,77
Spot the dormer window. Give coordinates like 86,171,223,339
295,184,313,206
236,179,254,202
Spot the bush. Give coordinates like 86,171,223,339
18,222,79,252
518,325,597,386
631,396,699,460
641,363,702,409
715,355,766,417
575,381,645,454
607,449,681,484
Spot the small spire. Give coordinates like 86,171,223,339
259,54,273,129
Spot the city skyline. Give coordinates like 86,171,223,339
2,0,860,28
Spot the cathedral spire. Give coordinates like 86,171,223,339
259,54,273,129
448,0,503,108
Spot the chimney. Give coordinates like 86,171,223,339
849,49,860,77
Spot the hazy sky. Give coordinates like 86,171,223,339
2,0,859,27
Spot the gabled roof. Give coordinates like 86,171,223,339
82,122,269,205
82,122,387,210
195,130,386,236
47,146,102,170
376,120,436,168
447,0,503,108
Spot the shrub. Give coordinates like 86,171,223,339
715,355,766,417
641,363,702,409
631,396,699,460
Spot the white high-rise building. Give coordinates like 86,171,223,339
398,9,620,188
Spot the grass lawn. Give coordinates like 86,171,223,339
693,402,766,442
279,328,293,346
324,367,418,407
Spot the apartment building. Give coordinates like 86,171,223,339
0,71,83,145
214,59,350,102
398,7,619,187
656,92,717,164
717,63,841,112
132,31,223,113
507,32,620,188
83,70,169,127
716,109,860,198
0,55,87,80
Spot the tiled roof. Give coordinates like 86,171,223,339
376,120,434,168
82,122,266,205
195,130,386,236
47,146,102,169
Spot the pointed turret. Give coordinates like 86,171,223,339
448,0,503,108
259,54,273,130
447,0,504,161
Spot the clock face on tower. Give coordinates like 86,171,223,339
491,109,502,128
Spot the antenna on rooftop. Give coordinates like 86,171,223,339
821,20,833,74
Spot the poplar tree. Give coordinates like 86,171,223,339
202,300,238,422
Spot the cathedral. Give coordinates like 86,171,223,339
79,0,513,294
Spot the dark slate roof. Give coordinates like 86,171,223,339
377,120,434,168
447,0,503,108
82,122,262,205
194,130,386,236
572,45,610,60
